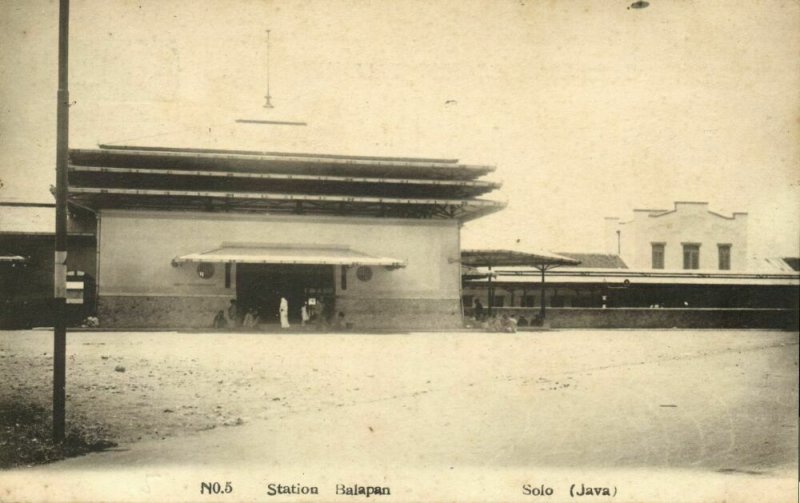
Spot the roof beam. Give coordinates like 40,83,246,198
73,148,495,172
68,164,501,190
69,186,504,208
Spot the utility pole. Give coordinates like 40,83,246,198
53,0,70,443
263,29,273,108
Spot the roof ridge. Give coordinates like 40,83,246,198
96,144,462,165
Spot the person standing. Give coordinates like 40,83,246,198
227,299,241,328
279,296,290,328
315,297,327,330
473,298,485,321
301,302,310,327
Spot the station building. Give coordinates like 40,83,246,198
461,202,799,330
64,145,505,329
604,201,748,271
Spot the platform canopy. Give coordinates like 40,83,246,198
172,243,406,268
460,249,580,269
460,249,580,319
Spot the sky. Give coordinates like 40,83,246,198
1,0,798,258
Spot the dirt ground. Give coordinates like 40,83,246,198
0,328,797,502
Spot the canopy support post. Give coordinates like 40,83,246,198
487,265,494,317
539,266,546,321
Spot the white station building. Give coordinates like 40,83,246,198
66,145,505,329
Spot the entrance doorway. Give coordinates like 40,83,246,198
236,264,335,324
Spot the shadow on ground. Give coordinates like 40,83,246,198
0,397,116,468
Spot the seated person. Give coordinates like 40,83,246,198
500,314,515,333
213,310,227,329
334,311,347,330
243,308,259,329
506,314,518,333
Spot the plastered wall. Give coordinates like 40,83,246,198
97,210,462,328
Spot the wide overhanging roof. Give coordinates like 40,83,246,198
68,145,505,222
73,145,496,180
460,249,581,268
173,243,406,268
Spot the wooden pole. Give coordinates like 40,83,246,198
53,0,70,443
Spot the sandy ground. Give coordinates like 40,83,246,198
0,328,797,502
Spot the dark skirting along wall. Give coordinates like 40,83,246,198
98,296,234,329
335,297,462,330
98,295,462,330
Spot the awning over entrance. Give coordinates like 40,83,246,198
173,243,406,268
0,254,27,263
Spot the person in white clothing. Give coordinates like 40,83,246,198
279,297,290,328
301,302,310,327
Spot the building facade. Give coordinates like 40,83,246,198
604,201,747,271
66,145,504,330
97,211,462,328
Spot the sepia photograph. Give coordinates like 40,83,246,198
0,1,798,501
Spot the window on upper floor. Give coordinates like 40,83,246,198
683,244,700,270
718,244,731,270
651,243,665,269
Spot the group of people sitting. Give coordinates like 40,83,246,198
485,313,519,333
213,300,265,329
471,298,543,332
212,302,240,329
212,299,349,330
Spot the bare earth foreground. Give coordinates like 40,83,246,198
0,328,797,503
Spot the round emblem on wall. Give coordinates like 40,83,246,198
356,266,373,282
197,263,215,279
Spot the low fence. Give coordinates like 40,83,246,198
466,307,799,330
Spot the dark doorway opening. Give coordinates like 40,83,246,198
236,264,334,323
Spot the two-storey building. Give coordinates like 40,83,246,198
604,201,747,271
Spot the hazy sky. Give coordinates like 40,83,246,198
1,0,798,258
